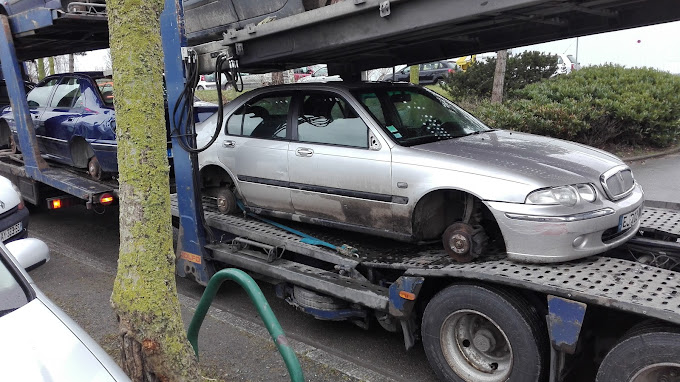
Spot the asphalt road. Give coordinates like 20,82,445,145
23,153,677,381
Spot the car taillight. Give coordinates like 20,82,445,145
448,69,454,73
200,75,205,81
100,193,115,206
571,63,575,70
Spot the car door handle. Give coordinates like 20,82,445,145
296,147,314,157
223,140,236,148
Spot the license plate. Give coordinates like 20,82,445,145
618,207,640,231
1,222,22,242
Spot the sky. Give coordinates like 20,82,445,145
75,20,680,74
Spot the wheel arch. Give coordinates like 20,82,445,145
0,118,11,148
69,136,93,168
199,163,239,191
411,187,504,249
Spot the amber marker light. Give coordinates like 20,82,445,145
399,291,416,300
100,193,115,206
51,199,62,209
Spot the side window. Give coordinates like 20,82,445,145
96,78,114,107
225,95,291,139
297,93,368,148
49,77,83,109
26,79,59,109
356,93,386,126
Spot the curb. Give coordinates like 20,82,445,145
622,145,680,162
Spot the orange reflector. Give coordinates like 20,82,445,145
100,194,115,206
51,199,62,209
399,291,416,301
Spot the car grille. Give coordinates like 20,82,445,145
601,167,635,200
601,225,630,244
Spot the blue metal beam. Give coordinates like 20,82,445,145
8,8,55,34
160,0,214,285
0,14,49,176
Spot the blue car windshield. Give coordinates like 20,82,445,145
352,87,491,147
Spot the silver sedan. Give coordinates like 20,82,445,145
196,82,644,263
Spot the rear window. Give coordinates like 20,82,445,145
96,78,114,107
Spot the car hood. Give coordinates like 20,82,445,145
0,175,21,212
0,297,126,381
411,130,623,186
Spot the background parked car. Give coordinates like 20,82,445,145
0,175,28,243
0,72,218,180
196,73,228,90
555,53,581,75
297,66,341,83
385,61,457,85
0,238,130,381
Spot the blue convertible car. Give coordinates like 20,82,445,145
0,72,217,180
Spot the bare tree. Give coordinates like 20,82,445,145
409,64,419,84
48,56,55,75
37,58,46,81
107,0,201,380
491,49,508,103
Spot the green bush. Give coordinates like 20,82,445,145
442,51,557,100
467,65,680,148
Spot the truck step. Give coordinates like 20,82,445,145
207,243,389,310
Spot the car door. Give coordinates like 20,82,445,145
39,76,84,164
288,91,393,231
25,78,59,153
217,93,294,213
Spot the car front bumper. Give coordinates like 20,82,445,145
486,184,644,263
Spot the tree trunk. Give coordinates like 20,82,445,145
271,71,284,85
491,49,508,103
409,64,419,84
68,54,75,72
48,56,55,75
37,58,46,81
107,0,200,381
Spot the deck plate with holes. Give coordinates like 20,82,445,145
640,206,680,238
172,194,680,322
406,256,680,325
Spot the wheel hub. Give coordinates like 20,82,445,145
449,233,469,254
440,310,512,381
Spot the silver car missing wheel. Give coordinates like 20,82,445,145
196,82,644,263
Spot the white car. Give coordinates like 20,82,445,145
0,175,29,243
555,53,581,75
0,238,130,381
297,67,342,83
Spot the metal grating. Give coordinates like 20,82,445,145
640,206,680,238
406,256,680,325
170,196,359,267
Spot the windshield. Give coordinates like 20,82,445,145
352,87,491,146
0,252,30,317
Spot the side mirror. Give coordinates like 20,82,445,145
6,238,50,271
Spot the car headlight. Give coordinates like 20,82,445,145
526,184,597,206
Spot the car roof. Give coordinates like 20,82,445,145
38,72,110,84
244,81,422,93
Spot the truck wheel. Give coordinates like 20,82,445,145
442,222,487,262
422,284,547,382
596,322,680,382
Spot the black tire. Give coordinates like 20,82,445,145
422,284,548,382
197,85,205,91
596,322,680,382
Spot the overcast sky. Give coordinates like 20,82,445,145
76,20,680,74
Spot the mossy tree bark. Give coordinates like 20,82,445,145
48,56,55,75
37,58,45,80
409,64,419,84
107,0,200,380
